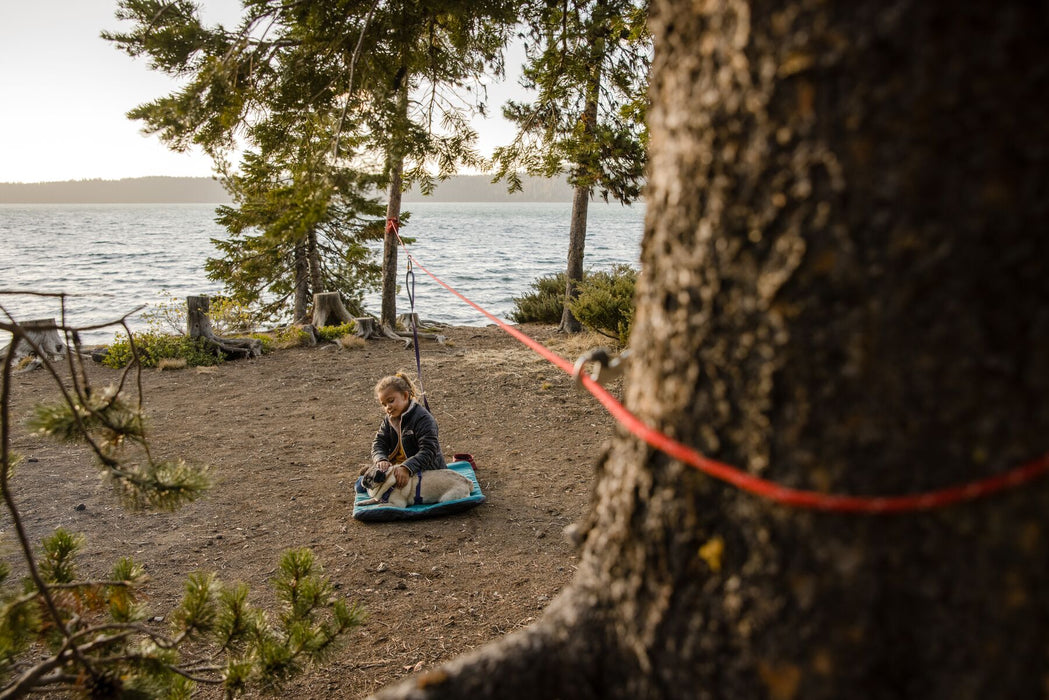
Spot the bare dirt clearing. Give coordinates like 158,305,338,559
4,324,619,698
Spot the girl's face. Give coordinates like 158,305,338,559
377,387,411,420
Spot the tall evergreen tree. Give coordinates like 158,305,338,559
106,0,515,326
343,1,516,330
491,0,650,332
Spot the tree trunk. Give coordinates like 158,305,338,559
187,296,262,360
559,46,602,334
381,169,403,331
293,242,310,324
559,183,590,333
373,2,1049,699
381,80,409,331
307,226,324,296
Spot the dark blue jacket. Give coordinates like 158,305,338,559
370,401,446,475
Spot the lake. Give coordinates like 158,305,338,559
0,201,645,345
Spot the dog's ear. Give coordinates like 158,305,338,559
359,464,371,476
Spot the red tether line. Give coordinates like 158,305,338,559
388,222,1049,513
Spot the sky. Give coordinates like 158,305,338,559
0,1,521,184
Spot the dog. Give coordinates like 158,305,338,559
357,464,472,507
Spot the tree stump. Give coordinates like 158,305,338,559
396,313,448,345
354,317,382,340
397,312,420,331
2,318,66,370
312,292,354,328
187,296,262,360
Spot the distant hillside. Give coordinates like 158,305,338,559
401,175,574,202
0,174,576,204
0,177,231,204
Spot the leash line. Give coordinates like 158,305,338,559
388,225,1049,513
389,218,430,412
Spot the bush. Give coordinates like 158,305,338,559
250,332,275,354
272,326,314,349
510,272,567,324
316,321,357,342
143,292,258,336
568,265,637,344
512,266,638,343
102,332,224,369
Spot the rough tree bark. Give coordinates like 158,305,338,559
373,2,1049,698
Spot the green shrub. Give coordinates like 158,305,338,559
512,267,638,343
102,332,224,369
142,292,258,337
272,326,313,349
568,265,637,344
316,322,357,342
510,272,567,324
250,333,275,354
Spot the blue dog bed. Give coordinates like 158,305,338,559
352,459,485,522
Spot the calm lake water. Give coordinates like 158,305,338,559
0,201,644,344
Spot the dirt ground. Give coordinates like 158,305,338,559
3,324,620,699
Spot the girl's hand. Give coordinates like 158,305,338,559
393,465,410,488
376,460,392,471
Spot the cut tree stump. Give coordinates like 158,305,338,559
354,317,382,340
187,296,262,360
312,292,354,328
397,312,421,330
2,318,66,370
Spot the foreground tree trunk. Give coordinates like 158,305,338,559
374,2,1049,698
381,164,403,332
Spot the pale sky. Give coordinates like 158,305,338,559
0,1,520,184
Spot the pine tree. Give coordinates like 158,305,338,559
105,0,517,328
491,0,650,332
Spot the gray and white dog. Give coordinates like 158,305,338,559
357,464,472,507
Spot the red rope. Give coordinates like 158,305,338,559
391,234,1049,513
